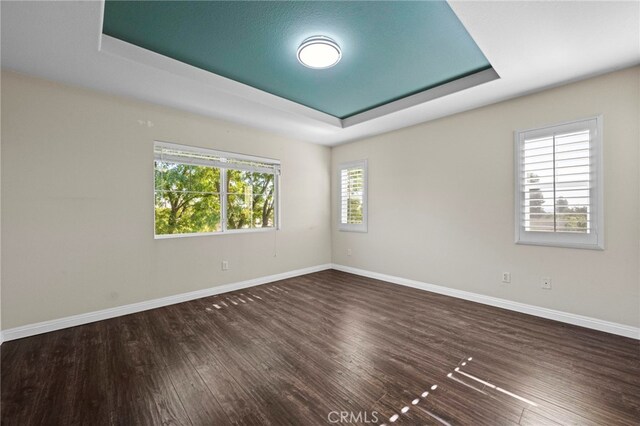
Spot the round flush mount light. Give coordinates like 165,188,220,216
297,36,341,69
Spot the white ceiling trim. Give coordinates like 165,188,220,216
342,67,499,127
1,1,639,146
101,34,499,128
100,35,343,128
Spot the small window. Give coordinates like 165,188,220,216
154,142,280,238
338,160,367,232
514,116,603,249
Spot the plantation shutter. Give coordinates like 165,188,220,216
515,117,603,249
339,160,367,232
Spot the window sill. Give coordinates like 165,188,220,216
155,227,277,239
515,240,604,251
338,227,368,233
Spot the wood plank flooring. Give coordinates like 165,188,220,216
2,269,639,425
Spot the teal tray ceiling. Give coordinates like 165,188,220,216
103,1,492,120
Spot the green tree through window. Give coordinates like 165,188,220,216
155,162,221,235
154,143,279,237
226,170,275,230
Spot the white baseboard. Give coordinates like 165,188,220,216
3,263,638,342
331,264,640,340
1,264,332,342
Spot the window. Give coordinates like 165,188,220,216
154,142,280,238
515,116,603,249
338,160,367,232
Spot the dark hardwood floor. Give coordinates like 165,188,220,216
2,269,639,425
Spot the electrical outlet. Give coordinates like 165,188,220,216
502,272,511,283
541,277,552,290
222,260,229,271
347,248,352,256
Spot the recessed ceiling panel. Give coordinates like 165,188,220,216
103,1,493,119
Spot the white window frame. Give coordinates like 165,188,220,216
338,159,368,233
514,116,604,250
154,141,281,239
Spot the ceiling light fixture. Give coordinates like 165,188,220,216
297,36,341,69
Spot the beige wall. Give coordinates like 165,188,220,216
2,67,638,332
1,71,331,329
0,71,2,336
332,66,640,327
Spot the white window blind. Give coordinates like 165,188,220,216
515,117,603,249
338,160,367,232
154,142,280,174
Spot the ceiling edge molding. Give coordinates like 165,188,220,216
100,34,500,131
342,67,500,128
99,35,344,128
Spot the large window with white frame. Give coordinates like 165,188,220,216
338,160,368,232
154,142,280,238
514,116,603,249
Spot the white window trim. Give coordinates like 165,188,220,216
514,116,604,250
154,141,281,239
338,159,368,233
